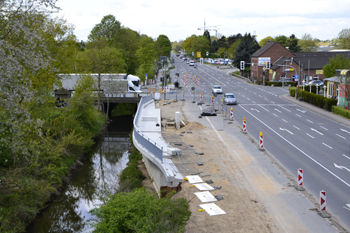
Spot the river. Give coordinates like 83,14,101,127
26,115,133,233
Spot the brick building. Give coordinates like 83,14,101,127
250,42,350,85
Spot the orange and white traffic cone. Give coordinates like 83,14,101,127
230,107,234,121
259,131,265,151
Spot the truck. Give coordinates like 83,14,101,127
56,73,142,95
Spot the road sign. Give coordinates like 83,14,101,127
145,73,148,77
197,52,201,58
284,68,295,71
263,67,266,71
295,75,299,80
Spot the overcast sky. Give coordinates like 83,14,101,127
56,0,350,43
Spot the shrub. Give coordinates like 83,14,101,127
332,105,350,118
325,98,338,111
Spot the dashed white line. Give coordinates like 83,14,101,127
252,101,256,104
307,119,313,123
264,98,268,101
293,125,300,130
259,106,269,112
343,154,350,160
278,105,291,112
274,108,282,113
282,119,288,123
295,114,302,117
336,134,346,139
271,101,275,104
273,113,278,117
320,126,328,130
322,143,333,149
306,133,314,138
247,98,250,100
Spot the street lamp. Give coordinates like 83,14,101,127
323,85,327,97
337,88,340,106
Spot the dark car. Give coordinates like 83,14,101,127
201,107,217,116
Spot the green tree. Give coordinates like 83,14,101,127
227,39,241,59
275,35,288,47
286,34,301,52
155,34,172,57
338,28,350,49
203,30,211,45
323,54,350,78
217,36,228,49
298,33,317,52
182,35,196,54
192,36,210,57
259,36,275,47
136,36,157,82
233,33,260,68
227,33,242,47
88,14,121,44
77,39,126,110
210,40,219,53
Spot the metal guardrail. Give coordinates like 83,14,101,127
133,95,163,162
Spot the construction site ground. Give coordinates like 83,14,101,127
138,98,347,233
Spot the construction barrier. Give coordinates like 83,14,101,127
182,90,185,101
319,190,331,218
230,107,234,121
200,92,203,102
259,132,264,151
212,95,214,106
297,168,305,191
242,118,247,133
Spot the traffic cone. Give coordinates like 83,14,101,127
259,132,265,151
242,118,247,134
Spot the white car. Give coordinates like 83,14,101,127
212,85,223,94
189,61,194,66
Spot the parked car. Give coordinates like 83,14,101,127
189,61,194,66
279,78,293,82
223,93,237,105
212,85,223,94
305,80,324,87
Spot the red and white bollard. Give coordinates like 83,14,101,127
242,118,247,134
185,79,187,86
230,107,234,121
211,95,214,106
259,132,265,151
297,168,305,191
319,190,330,218
200,92,203,102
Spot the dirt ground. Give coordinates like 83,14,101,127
138,99,331,233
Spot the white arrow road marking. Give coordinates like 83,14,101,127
274,108,282,113
251,108,260,113
311,128,323,135
334,163,350,173
322,143,332,149
340,128,350,134
297,109,306,113
280,127,293,134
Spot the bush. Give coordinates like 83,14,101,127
90,187,190,233
332,105,350,118
325,98,338,111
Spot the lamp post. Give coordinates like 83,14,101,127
337,88,340,106
323,85,327,97
302,80,305,91
316,84,319,95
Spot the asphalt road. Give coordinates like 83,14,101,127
155,54,350,232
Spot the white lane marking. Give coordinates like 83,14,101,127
322,143,333,149
254,92,256,94
273,113,278,117
306,133,314,138
274,108,282,113
311,128,323,135
297,109,306,113
282,119,288,123
252,101,256,104
259,105,269,112
278,105,291,112
251,108,260,113
264,98,268,101
296,114,302,117
247,98,250,100
340,128,350,134
347,204,350,208
259,95,262,97
242,95,246,97
334,163,350,173
280,127,293,134
307,119,313,123
271,101,275,104
336,134,346,139
293,125,300,130
239,105,350,188
343,154,350,160
320,126,328,130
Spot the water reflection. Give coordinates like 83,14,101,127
26,116,133,233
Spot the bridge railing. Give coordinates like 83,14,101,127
133,95,163,162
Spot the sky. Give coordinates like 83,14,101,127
55,0,350,43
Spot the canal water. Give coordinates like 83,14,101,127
26,115,133,233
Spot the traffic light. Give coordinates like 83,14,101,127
266,61,270,69
240,61,245,70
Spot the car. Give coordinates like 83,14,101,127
186,60,190,64
212,85,223,94
189,61,194,66
279,78,293,82
223,93,237,105
305,80,324,87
